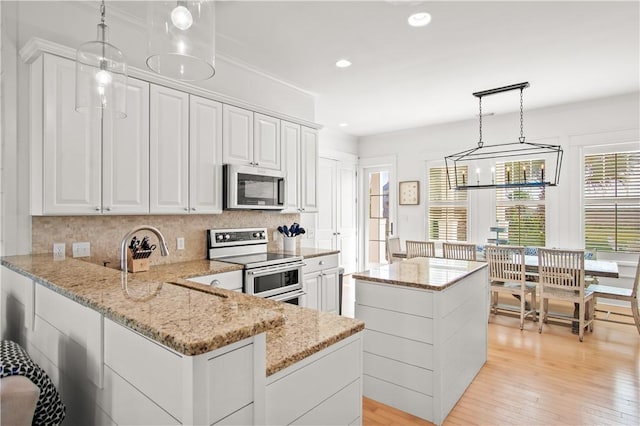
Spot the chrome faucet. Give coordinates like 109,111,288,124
120,225,169,273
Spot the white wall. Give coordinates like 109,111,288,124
358,92,640,256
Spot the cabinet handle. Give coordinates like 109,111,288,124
319,260,325,265
105,207,112,212
255,162,259,166
95,207,101,211
184,208,189,211
191,207,196,211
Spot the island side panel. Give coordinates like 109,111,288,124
433,266,488,424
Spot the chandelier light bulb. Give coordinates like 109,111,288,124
95,69,113,86
171,4,193,30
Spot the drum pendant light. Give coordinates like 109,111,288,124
146,1,216,81
75,0,127,119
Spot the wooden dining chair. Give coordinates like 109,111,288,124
587,254,640,335
538,248,594,342
486,245,537,329
405,241,436,259
443,242,477,261
386,237,402,264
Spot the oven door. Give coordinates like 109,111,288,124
245,262,304,298
269,289,306,305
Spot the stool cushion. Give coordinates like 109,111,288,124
1,340,66,425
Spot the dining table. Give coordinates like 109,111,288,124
391,252,619,278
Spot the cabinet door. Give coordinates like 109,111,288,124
190,95,223,214
150,85,189,213
316,158,338,250
321,268,340,314
302,272,321,311
281,121,301,213
300,126,319,212
102,77,150,214
254,113,281,170
222,104,253,166
337,164,358,274
42,54,101,214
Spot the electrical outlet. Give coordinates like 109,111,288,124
72,242,90,258
307,228,315,239
53,243,65,259
177,237,185,250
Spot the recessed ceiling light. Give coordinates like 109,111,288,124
339,123,349,127
335,59,352,68
408,12,431,27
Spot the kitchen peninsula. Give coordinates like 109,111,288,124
353,257,489,426
1,254,364,425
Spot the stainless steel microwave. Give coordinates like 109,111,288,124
223,165,285,210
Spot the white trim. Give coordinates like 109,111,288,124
19,37,322,130
319,149,358,164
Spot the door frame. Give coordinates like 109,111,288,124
358,155,397,272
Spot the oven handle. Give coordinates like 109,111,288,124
270,289,306,303
246,261,306,276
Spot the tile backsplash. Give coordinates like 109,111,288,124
32,212,300,267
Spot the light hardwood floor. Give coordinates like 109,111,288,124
343,276,640,426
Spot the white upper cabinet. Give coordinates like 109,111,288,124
223,105,281,170
189,95,223,214
102,78,150,214
150,85,189,214
281,121,301,213
300,126,319,212
254,113,281,170
40,54,102,215
222,104,254,166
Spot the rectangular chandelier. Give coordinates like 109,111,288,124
445,82,564,190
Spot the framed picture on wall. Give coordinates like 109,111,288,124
399,181,420,205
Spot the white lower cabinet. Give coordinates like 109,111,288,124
302,254,340,314
266,334,362,426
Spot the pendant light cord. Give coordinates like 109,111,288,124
519,88,525,143
478,96,483,148
100,0,106,25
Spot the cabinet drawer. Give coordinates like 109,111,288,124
303,254,339,274
356,304,433,344
208,343,254,424
363,329,433,370
187,270,243,291
356,280,433,318
364,352,433,396
104,319,183,421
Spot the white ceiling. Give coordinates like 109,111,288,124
104,1,640,136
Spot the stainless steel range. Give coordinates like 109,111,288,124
207,228,305,304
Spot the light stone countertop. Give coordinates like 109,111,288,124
1,255,363,376
352,257,488,291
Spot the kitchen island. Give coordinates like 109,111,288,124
1,254,364,425
353,257,489,426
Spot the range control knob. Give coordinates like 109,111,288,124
224,234,231,240
216,234,224,241
252,232,260,238
260,232,266,238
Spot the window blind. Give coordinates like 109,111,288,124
584,151,640,253
428,166,468,241
495,160,546,246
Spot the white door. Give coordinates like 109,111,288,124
316,158,337,251
150,85,189,213
102,77,150,214
253,113,281,170
337,164,358,274
189,95,223,214
361,161,396,270
300,127,318,212
222,104,253,166
42,54,101,214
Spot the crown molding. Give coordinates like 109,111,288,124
19,37,322,130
